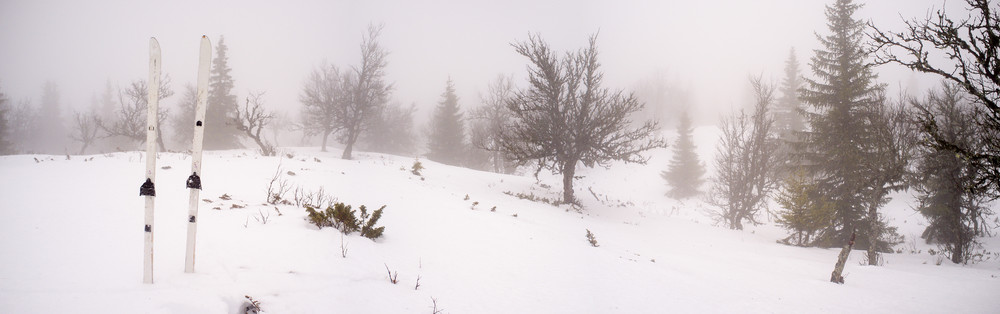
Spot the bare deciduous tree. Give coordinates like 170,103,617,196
470,74,516,173
341,24,392,160
100,78,173,151
500,33,665,203
869,0,1000,197
69,110,101,155
708,77,780,230
234,91,276,156
300,63,347,152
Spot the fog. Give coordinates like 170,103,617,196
0,0,965,144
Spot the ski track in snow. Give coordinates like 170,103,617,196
1,127,999,313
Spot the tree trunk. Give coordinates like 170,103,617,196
156,128,167,152
867,199,880,266
321,131,330,152
830,231,856,284
493,151,502,173
78,143,89,155
342,129,359,160
562,160,577,204
342,140,354,160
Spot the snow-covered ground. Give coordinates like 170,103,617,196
1,127,999,313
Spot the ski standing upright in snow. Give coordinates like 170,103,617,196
140,37,161,284
185,35,212,273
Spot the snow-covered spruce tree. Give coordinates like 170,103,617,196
363,101,417,156
427,78,468,166
800,0,899,254
708,77,780,230
205,35,242,150
774,48,806,171
912,82,994,264
661,110,705,199
470,75,517,173
99,79,173,151
500,34,666,204
869,0,1000,198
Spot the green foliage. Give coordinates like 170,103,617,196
360,205,386,240
776,169,835,246
800,0,902,251
411,159,424,176
330,203,360,234
305,202,385,240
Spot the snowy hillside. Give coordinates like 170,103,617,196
1,129,999,313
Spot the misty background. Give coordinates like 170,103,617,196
0,0,963,153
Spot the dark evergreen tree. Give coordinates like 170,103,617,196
661,110,705,199
912,82,993,264
427,78,468,166
800,0,902,256
205,36,242,150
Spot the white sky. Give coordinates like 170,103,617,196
0,0,965,126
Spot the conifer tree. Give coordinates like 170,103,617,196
662,110,705,198
800,0,901,254
776,168,835,246
34,81,68,153
912,82,992,264
426,78,468,166
205,36,242,150
774,48,805,170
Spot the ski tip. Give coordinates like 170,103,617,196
150,37,160,48
202,35,207,39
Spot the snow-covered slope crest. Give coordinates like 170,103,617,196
0,148,998,313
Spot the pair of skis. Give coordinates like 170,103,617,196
141,36,211,284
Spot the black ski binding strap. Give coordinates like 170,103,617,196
186,172,202,190
144,224,151,232
189,215,196,223
140,178,156,196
